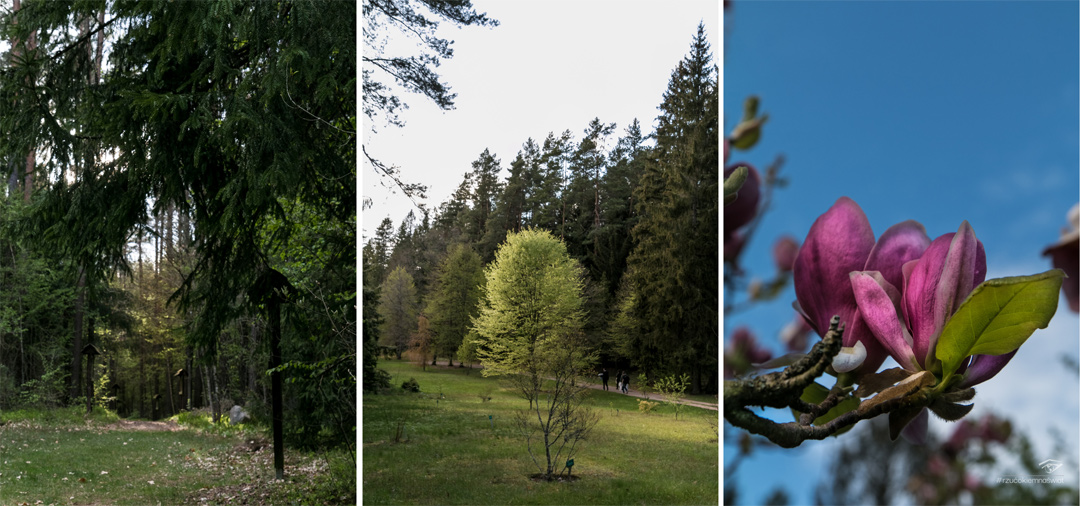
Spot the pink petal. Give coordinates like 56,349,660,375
1044,240,1079,313
959,350,1017,388
793,197,875,337
904,223,985,368
865,220,931,290
851,271,918,371
901,407,929,445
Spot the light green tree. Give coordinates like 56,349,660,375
378,267,418,360
471,229,598,480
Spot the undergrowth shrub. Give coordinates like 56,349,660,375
401,378,420,392
638,399,658,413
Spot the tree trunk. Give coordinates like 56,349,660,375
20,4,35,204
269,299,285,479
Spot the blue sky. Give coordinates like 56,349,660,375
723,2,1079,504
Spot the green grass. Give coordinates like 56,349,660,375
0,406,355,505
363,360,718,505
0,416,236,505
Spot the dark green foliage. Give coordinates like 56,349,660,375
424,243,484,365
1,0,356,460
401,377,420,393
624,23,719,394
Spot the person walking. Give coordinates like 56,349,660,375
621,372,630,394
599,368,609,391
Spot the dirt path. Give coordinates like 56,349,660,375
422,358,719,411
582,381,718,411
101,419,184,431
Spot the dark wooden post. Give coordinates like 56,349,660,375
269,297,284,479
253,267,291,481
81,344,100,414
174,368,188,412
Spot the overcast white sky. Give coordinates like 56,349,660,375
361,0,720,237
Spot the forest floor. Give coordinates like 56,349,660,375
0,407,355,506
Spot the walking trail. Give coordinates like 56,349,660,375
426,359,718,411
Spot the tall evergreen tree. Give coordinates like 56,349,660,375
625,24,719,394
565,118,616,267
377,267,419,360
465,148,503,259
424,243,484,366
594,119,648,295
528,131,573,235
364,217,396,289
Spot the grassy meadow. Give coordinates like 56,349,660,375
362,360,719,505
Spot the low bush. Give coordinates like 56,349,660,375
401,377,420,392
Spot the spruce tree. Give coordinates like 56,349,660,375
424,243,484,366
625,23,719,394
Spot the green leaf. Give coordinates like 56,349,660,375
790,382,859,435
729,115,768,150
741,95,760,122
723,166,748,206
937,269,1065,382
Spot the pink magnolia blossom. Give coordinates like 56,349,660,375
792,197,930,375
725,326,772,378
772,235,800,272
1042,203,1078,313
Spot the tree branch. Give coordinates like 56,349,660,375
724,314,942,448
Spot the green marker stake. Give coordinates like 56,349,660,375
567,458,574,477
489,414,493,429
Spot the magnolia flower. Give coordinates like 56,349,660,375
1043,203,1078,313
851,221,1008,442
725,231,747,264
793,197,930,375
851,221,990,379
772,235,800,272
724,163,761,237
779,312,813,353
724,326,772,378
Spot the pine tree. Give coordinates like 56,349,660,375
465,149,504,259
364,217,396,289
528,131,573,235
565,118,616,268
